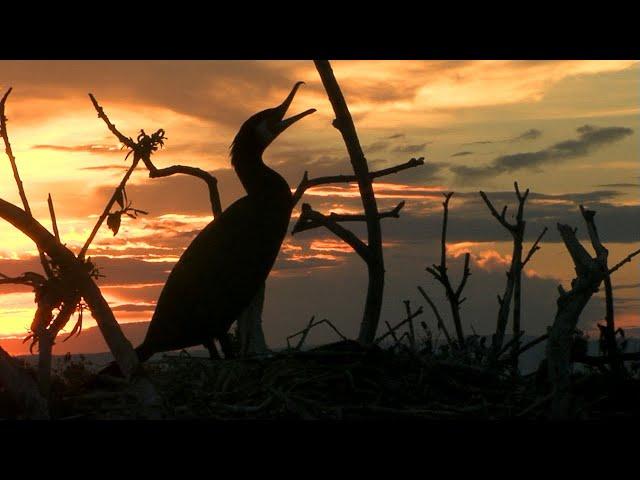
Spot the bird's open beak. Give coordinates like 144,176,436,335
274,81,316,133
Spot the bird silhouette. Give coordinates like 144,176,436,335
100,82,315,375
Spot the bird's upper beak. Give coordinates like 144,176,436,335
273,81,316,134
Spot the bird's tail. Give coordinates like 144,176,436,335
97,343,154,377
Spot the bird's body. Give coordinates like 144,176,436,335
136,166,292,360
99,82,314,375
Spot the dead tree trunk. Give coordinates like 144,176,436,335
547,205,615,418
292,61,424,345
480,183,546,369
313,60,384,345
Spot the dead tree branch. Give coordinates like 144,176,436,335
423,193,470,349
481,182,544,371
293,60,425,346
609,248,640,274
1,88,53,278
286,317,347,350
547,210,611,419
0,198,140,379
292,157,424,205
374,303,424,345
292,204,371,261
417,286,454,348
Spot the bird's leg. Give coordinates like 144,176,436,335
203,338,221,360
218,333,236,360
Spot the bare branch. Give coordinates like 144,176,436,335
292,203,371,262
308,201,405,224
579,205,608,260
480,190,513,231
145,163,222,218
416,286,454,348
88,93,136,148
609,248,640,275
374,303,424,345
82,94,167,259
292,157,425,205
47,193,60,242
404,300,416,351
522,226,548,267
1,88,53,278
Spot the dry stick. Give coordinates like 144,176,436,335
295,316,317,351
374,305,424,345
505,333,549,361
609,248,640,274
1,89,52,280
522,226,548,268
47,194,60,242
292,157,424,205
78,155,140,260
1,88,56,396
286,317,348,350
417,286,454,348
404,300,416,352
425,193,469,349
314,60,385,346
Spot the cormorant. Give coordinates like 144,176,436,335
101,82,315,374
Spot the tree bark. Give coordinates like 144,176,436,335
547,222,605,419
314,60,385,346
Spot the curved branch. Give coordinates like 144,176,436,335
0,198,139,379
146,163,222,218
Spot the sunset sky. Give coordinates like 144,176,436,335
0,60,638,355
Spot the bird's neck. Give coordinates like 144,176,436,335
232,152,291,202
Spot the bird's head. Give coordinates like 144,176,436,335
231,82,316,163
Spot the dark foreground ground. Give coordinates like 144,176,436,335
3,342,640,420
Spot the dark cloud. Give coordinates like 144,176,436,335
0,60,302,129
462,128,543,146
511,128,542,142
385,189,639,244
451,151,473,157
385,133,405,140
452,125,634,183
392,143,430,154
594,183,639,188
363,141,390,154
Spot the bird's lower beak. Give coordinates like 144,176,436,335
275,81,316,132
